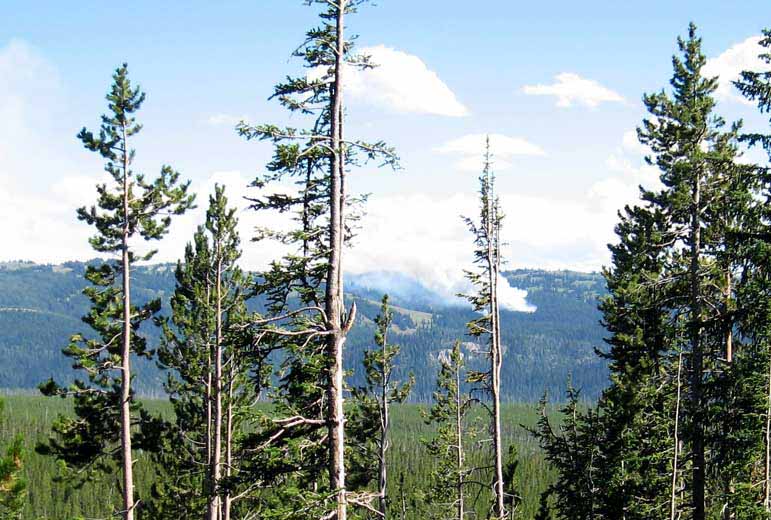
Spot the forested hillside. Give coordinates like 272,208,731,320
0,261,607,400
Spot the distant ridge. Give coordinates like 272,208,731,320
0,261,609,401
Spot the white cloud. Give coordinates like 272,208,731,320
586,131,661,219
522,72,625,108
621,129,648,156
704,35,771,104
345,45,469,117
435,133,545,172
206,113,247,127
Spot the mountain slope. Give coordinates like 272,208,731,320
0,261,608,401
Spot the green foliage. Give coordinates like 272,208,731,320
0,399,26,519
1,396,555,520
349,294,414,511
535,23,771,520
0,262,609,401
423,341,479,519
146,186,256,518
35,64,194,514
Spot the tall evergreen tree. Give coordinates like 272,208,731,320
461,136,507,518
37,64,194,520
147,186,254,520
349,294,414,517
637,24,756,518
236,1,396,518
534,23,763,519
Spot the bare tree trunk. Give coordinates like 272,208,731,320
120,122,135,520
326,2,349,519
490,258,504,519
670,352,683,520
485,143,505,519
725,270,733,363
378,327,389,517
223,355,235,520
690,168,705,520
209,254,223,520
205,285,213,518
456,359,465,520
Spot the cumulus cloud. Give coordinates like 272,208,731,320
435,133,545,172
704,35,771,104
345,45,469,117
522,72,625,108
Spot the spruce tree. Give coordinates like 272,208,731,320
534,23,762,519
460,136,507,518
37,64,194,520
637,24,756,518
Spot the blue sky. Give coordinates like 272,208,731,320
1,1,770,307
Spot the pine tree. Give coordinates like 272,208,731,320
37,64,194,520
0,399,26,519
349,294,414,517
147,186,254,520
461,136,507,518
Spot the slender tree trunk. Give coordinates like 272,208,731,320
764,349,771,511
205,285,213,515
490,261,504,519
722,272,735,515
223,356,235,520
690,168,705,520
486,156,505,519
456,360,465,520
378,327,389,517
725,270,733,363
326,2,348,518
671,352,683,520
209,254,223,520
120,123,135,520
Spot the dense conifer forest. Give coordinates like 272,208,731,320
2,1,771,519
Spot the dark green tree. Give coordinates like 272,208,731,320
534,23,763,520
147,186,254,520
37,64,194,520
